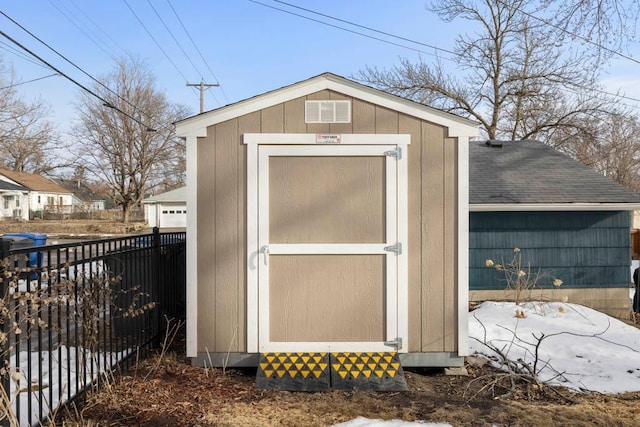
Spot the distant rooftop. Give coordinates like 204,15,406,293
143,187,186,203
0,169,71,194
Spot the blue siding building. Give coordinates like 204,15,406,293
469,141,640,316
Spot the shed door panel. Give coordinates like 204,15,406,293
257,144,404,353
269,156,385,243
269,254,385,342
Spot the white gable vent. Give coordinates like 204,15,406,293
305,100,351,123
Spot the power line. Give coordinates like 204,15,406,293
0,10,169,131
146,0,220,106
68,0,126,55
0,28,156,131
122,0,196,92
272,0,458,57
248,0,455,61
47,0,118,60
0,39,51,69
146,0,202,77
166,0,230,104
0,73,59,90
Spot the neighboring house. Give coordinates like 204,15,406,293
469,140,640,317
176,72,479,369
0,169,73,217
142,187,187,228
0,178,30,221
55,178,106,212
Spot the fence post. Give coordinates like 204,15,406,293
152,227,161,345
1,238,11,427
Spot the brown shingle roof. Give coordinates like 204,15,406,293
0,169,72,194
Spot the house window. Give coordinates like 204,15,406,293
15,197,19,208
47,196,54,206
59,196,63,206
3,196,10,209
38,195,41,204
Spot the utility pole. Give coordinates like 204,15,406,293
186,80,219,113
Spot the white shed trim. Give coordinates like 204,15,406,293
248,137,410,353
457,136,470,357
186,135,198,357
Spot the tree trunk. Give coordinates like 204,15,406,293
121,203,131,224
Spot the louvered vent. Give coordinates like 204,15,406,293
305,100,351,123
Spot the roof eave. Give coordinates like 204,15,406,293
470,203,640,212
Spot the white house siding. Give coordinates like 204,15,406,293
0,193,29,220
29,193,74,212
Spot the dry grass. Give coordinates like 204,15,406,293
59,332,640,427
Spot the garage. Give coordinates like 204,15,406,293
142,187,186,228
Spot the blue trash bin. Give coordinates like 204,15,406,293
3,232,47,268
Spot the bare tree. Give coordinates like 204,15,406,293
72,56,190,223
541,0,640,54
0,60,61,174
357,0,620,142
551,111,640,192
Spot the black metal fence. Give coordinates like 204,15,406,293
0,228,186,426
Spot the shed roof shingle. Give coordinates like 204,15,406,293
470,140,640,205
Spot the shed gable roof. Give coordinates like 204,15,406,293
0,169,72,194
470,140,640,210
176,72,479,139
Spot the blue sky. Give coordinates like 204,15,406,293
1,0,639,133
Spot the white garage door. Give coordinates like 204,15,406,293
159,204,187,228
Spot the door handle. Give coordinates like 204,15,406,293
260,245,269,266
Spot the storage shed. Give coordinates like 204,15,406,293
176,73,479,368
469,140,640,317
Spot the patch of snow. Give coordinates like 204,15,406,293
333,417,451,426
7,346,131,426
469,301,640,393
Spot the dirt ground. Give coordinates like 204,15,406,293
61,330,640,427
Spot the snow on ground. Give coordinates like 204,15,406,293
8,346,130,427
337,301,640,426
334,417,450,426
468,301,640,393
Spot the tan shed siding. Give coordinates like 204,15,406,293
283,98,306,133
443,137,457,350
261,104,284,133
375,105,399,134
197,130,216,351
421,122,447,352
399,114,424,352
352,98,376,133
213,119,241,352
